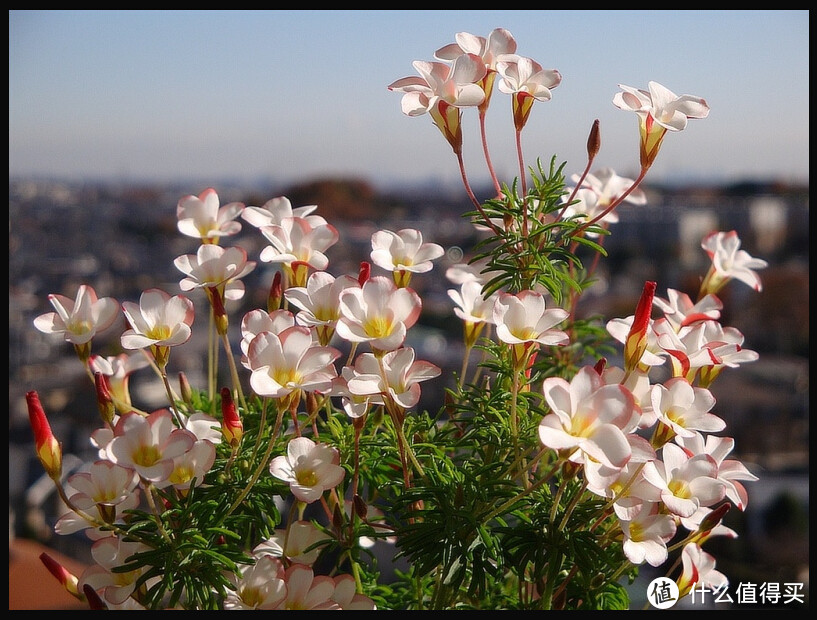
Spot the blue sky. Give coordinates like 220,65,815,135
9,10,809,189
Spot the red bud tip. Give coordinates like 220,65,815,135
268,271,283,312
358,262,371,286
26,390,62,480
220,387,243,447
94,372,116,425
209,287,229,335
83,584,107,609
624,281,657,372
39,552,81,598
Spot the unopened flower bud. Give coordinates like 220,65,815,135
268,271,283,313
26,391,62,480
83,584,107,610
696,503,731,540
430,99,463,154
209,287,229,336
587,119,601,160
358,261,371,286
179,371,194,409
624,281,656,374
39,552,82,600
353,494,368,519
332,503,344,532
94,372,116,426
220,387,243,449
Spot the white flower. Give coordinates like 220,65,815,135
675,434,758,510
336,276,422,352
79,538,157,606
677,543,728,598
448,279,498,326
285,270,359,345
258,216,340,287
370,228,444,286
649,378,724,439
613,81,710,133
224,556,287,610
174,244,256,302
538,365,640,469
176,187,244,242
269,437,345,504
493,290,569,347
653,288,722,332
253,520,329,565
247,326,340,399
120,288,195,350
572,167,647,208
618,501,677,567
33,284,119,346
346,347,441,410
700,230,768,295
239,308,298,368
241,195,325,229
105,409,196,484
642,443,725,518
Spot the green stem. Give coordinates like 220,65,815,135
143,482,173,545
600,462,647,513
484,457,564,523
549,478,568,524
224,421,279,518
160,370,186,428
539,547,563,610
558,478,588,531
250,397,269,465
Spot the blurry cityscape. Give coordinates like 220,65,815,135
8,175,809,607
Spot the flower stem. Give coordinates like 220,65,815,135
479,109,503,197
456,151,503,236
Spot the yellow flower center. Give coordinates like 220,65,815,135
197,219,217,237
273,368,302,387
511,327,538,341
146,325,172,341
665,407,686,427
132,444,162,468
66,319,94,336
628,521,644,542
667,479,691,499
570,412,595,438
364,316,392,339
296,469,319,488
169,464,195,485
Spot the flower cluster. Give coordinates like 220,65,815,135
28,27,765,610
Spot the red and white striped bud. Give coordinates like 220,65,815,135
267,271,283,313
93,372,116,426
624,281,656,373
208,287,229,336
39,552,82,600
220,387,243,448
26,390,62,480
